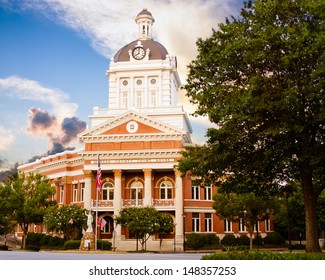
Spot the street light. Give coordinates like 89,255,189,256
182,213,186,252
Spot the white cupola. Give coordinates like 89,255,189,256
135,8,155,40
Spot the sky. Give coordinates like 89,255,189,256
0,0,244,168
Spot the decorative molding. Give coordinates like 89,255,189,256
83,170,93,178
143,168,152,177
113,169,122,178
174,167,182,177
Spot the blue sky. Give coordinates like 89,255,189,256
0,0,243,167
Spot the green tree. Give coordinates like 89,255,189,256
115,207,174,251
44,205,87,240
6,172,56,248
213,191,275,250
181,0,324,252
0,183,15,240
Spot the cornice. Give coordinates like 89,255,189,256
81,133,184,142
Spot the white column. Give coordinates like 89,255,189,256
174,168,184,251
113,169,122,239
143,169,152,206
83,170,93,210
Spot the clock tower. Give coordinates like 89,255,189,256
90,9,192,138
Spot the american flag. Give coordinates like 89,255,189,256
96,155,102,192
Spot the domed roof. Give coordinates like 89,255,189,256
136,8,154,20
114,40,168,62
113,9,168,62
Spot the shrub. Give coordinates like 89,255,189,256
186,233,205,250
0,245,9,251
253,235,263,246
202,251,325,260
26,232,45,247
263,232,285,245
25,245,40,251
97,240,112,251
48,236,65,249
289,244,305,250
39,235,51,247
186,233,220,250
204,234,220,247
64,240,81,250
221,235,237,246
238,235,250,246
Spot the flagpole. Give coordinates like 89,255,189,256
94,154,102,251
95,185,98,251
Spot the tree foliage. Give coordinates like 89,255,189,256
115,207,174,251
0,183,15,237
180,0,325,252
4,172,56,248
44,205,87,240
213,191,276,250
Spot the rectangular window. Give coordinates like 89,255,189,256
80,182,85,202
239,218,246,232
136,91,143,107
191,185,200,200
204,185,212,200
149,90,157,107
59,185,64,204
224,219,232,232
205,213,212,232
121,91,128,108
192,213,200,232
265,218,270,232
73,184,78,202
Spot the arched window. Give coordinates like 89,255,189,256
131,181,143,206
160,180,173,200
102,182,114,201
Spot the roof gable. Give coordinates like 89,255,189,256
79,110,186,140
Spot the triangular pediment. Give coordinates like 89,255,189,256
79,110,187,140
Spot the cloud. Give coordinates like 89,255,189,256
0,126,15,151
3,0,242,82
0,76,78,121
27,107,87,156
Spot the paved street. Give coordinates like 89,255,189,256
0,250,206,260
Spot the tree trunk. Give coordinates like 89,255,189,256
22,224,28,249
301,166,321,252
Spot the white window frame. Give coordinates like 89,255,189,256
205,213,212,232
239,218,247,232
131,181,143,206
192,213,200,232
73,184,78,202
204,185,212,200
265,218,270,232
192,185,200,200
59,185,64,204
224,219,232,233
160,180,173,200
102,182,114,201
80,182,85,202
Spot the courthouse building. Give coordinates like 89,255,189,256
18,9,273,251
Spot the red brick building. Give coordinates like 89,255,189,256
18,9,273,251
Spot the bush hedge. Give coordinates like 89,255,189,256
25,232,66,250
221,234,237,246
202,251,325,260
0,245,9,251
64,240,81,250
186,233,220,250
263,232,285,245
97,240,112,251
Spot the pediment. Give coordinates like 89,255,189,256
79,110,186,140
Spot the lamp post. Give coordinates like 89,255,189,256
182,213,186,252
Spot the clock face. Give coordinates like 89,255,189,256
132,46,145,60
